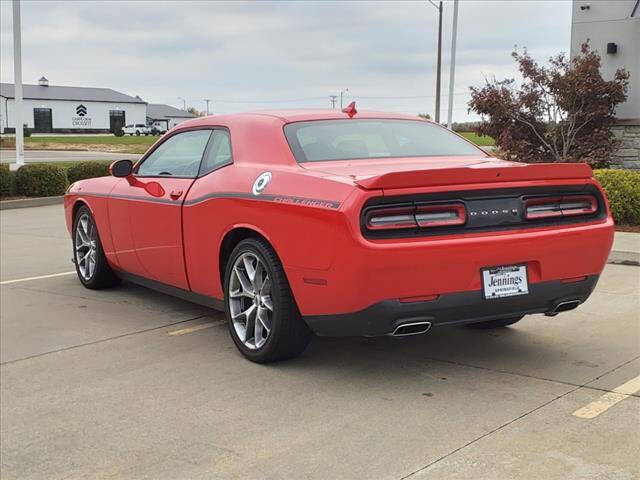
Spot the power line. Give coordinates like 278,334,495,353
355,91,469,100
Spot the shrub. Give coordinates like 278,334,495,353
114,126,124,137
0,164,13,197
594,169,640,225
23,125,31,137
15,163,67,197
66,161,111,183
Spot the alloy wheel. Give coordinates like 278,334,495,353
229,252,273,350
75,213,97,281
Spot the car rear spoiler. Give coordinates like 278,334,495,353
353,163,594,190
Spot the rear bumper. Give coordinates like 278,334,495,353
304,275,599,336
287,218,614,317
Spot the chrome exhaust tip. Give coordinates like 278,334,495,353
546,300,581,316
390,321,432,337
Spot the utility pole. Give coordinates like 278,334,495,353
204,99,211,115
329,95,337,109
427,1,443,123
11,0,24,171
435,1,442,123
447,0,459,130
340,88,349,109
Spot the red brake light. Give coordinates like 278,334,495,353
415,203,466,227
525,195,597,220
366,204,466,230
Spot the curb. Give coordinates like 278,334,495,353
607,250,640,267
0,196,64,210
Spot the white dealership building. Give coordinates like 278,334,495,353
0,77,194,134
571,0,639,169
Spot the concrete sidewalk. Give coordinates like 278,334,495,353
609,231,640,266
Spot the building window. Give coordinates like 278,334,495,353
33,108,53,133
109,110,126,133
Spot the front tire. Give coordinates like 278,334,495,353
73,206,120,289
224,238,311,363
467,316,524,329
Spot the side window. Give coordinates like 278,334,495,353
199,130,232,176
137,130,212,178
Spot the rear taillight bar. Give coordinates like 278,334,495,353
366,206,417,230
415,204,466,227
524,195,597,220
366,203,466,231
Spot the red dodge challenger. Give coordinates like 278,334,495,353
64,105,614,362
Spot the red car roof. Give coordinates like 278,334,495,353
176,109,427,128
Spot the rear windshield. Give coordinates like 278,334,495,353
284,119,482,162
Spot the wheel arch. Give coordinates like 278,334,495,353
72,199,90,223
218,225,275,292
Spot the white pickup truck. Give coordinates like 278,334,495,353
123,124,149,136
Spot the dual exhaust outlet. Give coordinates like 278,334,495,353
390,299,581,335
390,321,432,337
545,300,581,317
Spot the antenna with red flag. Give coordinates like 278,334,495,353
342,101,357,118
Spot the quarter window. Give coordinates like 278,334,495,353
137,130,212,177
199,130,232,176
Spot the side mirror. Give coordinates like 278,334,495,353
110,159,133,178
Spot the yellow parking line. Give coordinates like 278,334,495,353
573,374,640,419
167,321,224,336
0,271,76,285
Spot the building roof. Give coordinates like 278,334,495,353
147,103,197,119
0,83,146,104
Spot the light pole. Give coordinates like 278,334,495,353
11,0,24,171
329,95,337,109
446,0,459,130
204,99,211,115
340,88,349,109
427,0,443,123
178,97,186,110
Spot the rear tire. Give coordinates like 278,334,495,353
467,316,524,329
224,238,311,363
73,206,120,289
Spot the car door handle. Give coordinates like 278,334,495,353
170,190,183,200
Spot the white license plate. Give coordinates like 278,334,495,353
482,265,529,300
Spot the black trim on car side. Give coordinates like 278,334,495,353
71,191,342,209
183,192,341,209
114,269,225,311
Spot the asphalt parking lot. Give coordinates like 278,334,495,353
1,205,639,480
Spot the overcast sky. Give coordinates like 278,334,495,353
0,0,572,121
